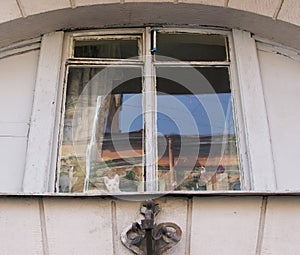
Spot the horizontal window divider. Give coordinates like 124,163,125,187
153,61,230,66
154,27,231,35
66,59,144,66
73,35,141,40
68,29,145,37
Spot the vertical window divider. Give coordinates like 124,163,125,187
144,27,157,191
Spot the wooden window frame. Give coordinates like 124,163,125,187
22,28,277,193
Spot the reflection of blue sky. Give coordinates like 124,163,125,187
120,94,143,133
119,93,235,136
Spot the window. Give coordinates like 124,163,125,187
57,28,241,193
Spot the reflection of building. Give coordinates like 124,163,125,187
0,1,300,254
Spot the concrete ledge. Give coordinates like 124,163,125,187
0,1,299,27
0,3,299,51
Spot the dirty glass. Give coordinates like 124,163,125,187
58,30,241,194
156,33,227,61
156,66,240,191
58,66,144,193
74,38,139,59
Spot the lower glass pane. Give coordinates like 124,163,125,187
58,66,144,193
156,66,241,191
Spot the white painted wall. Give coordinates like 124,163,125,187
0,50,39,192
258,48,300,190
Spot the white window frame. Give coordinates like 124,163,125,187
22,28,277,193
232,29,276,191
23,32,64,193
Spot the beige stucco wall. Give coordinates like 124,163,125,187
0,195,299,255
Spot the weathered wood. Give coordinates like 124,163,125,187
262,197,300,254
0,137,28,192
0,49,39,192
0,198,43,254
0,50,39,124
144,27,157,192
190,197,262,255
257,48,300,190
0,196,298,254
43,198,114,255
0,123,29,137
23,32,64,193
232,29,276,191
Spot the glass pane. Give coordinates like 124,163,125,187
58,66,144,193
156,67,240,191
156,33,227,61
74,38,139,59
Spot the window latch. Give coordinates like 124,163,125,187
151,29,157,54
121,199,182,254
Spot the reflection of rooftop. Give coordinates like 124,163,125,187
62,131,238,168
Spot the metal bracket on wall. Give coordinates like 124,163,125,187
121,199,182,255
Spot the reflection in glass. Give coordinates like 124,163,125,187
156,33,227,61
74,38,139,59
58,66,144,193
156,67,240,191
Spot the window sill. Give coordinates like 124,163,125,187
2,190,300,198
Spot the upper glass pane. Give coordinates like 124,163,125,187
156,33,227,61
58,66,144,193
74,37,139,59
156,66,240,191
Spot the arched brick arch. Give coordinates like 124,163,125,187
0,1,299,49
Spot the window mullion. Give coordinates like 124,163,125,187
144,28,157,192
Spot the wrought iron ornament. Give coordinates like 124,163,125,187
121,199,182,255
